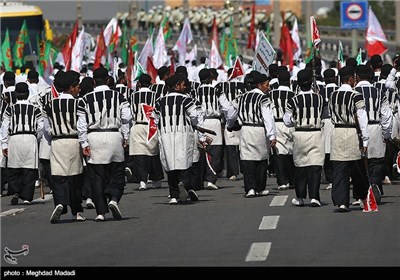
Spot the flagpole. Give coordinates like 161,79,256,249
27,39,38,70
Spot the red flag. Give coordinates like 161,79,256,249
310,16,321,50
61,20,79,71
279,19,295,70
363,186,378,212
146,57,158,84
247,3,256,50
209,16,219,48
228,57,245,80
126,49,134,88
170,52,175,75
51,83,59,99
94,29,107,70
396,151,400,174
142,104,157,143
365,41,387,57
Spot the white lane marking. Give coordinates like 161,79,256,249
245,242,272,262
32,194,53,203
0,208,25,217
259,216,280,230
270,195,288,206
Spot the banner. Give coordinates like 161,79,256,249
252,33,275,75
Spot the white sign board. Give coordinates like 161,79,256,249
252,33,276,75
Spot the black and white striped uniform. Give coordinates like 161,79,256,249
284,89,325,202
355,81,392,195
328,84,370,207
150,82,168,100
154,91,205,200
320,83,339,184
229,88,276,194
1,86,17,106
115,84,134,101
77,85,131,216
215,80,246,178
269,85,295,187
0,99,8,190
44,93,84,215
127,87,164,185
0,100,43,202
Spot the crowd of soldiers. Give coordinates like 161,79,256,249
132,4,295,35
1,50,400,223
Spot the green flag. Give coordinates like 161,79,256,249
134,61,146,81
338,40,344,67
1,29,13,71
13,20,29,68
120,24,129,65
305,40,314,64
356,48,362,65
38,40,51,76
225,16,238,67
130,30,138,53
161,16,171,40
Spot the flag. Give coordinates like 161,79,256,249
138,35,154,70
173,18,194,65
120,24,129,65
310,16,321,50
291,18,301,61
365,6,387,57
247,2,256,50
356,48,363,65
61,20,79,70
38,40,51,77
108,26,119,55
280,17,296,70
146,57,158,84
209,16,219,48
363,186,378,212
161,16,171,40
226,16,238,68
12,20,29,68
209,40,223,69
228,57,245,80
94,29,107,70
126,48,134,88
130,31,138,53
338,40,345,69
134,55,146,81
103,18,121,47
305,40,315,64
186,44,197,63
152,26,168,69
1,29,13,71
71,26,86,72
253,33,276,75
142,104,157,143
51,83,59,99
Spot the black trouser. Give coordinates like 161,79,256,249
7,168,38,201
87,162,125,215
384,141,398,180
52,174,84,215
130,154,164,183
199,145,223,184
1,167,8,194
367,158,385,194
332,160,369,207
124,147,135,183
274,154,295,186
167,169,186,199
241,159,268,194
225,145,240,178
294,165,322,200
81,166,92,199
40,159,53,190
323,154,333,183
182,161,202,191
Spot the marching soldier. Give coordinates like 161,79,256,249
329,66,370,212
1,82,44,205
77,67,131,221
128,74,164,190
269,70,295,190
283,69,325,207
354,65,392,200
45,71,86,223
150,66,170,99
227,72,276,198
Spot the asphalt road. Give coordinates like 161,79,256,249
1,175,399,269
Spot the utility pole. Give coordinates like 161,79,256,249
396,0,400,52
76,0,82,28
305,0,312,44
273,0,280,48
130,0,138,30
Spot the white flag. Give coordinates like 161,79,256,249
209,40,223,69
366,6,387,43
186,44,197,63
173,18,193,66
138,33,154,70
291,18,302,60
253,33,276,75
255,29,260,51
152,26,168,69
71,26,85,72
